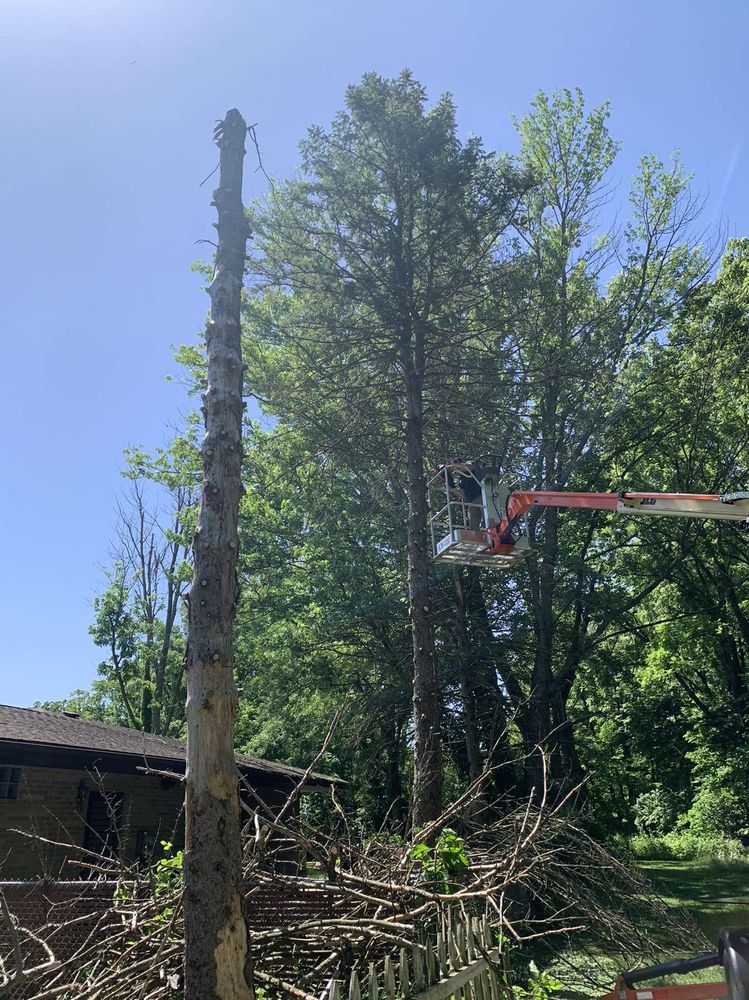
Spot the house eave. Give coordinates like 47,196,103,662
0,739,298,788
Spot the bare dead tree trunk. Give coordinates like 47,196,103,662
183,108,253,1000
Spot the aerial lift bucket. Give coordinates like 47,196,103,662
428,463,531,569
429,460,749,571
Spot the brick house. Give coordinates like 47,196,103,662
0,704,339,879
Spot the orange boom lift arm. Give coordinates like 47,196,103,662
429,464,749,1000
489,489,749,555
428,460,749,568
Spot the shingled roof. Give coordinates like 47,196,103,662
0,704,341,787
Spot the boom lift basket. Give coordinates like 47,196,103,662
428,462,531,569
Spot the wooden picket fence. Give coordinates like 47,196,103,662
324,913,504,1000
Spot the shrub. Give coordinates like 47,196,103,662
411,827,469,890
686,784,746,837
515,961,566,1000
685,747,749,836
627,830,744,862
633,787,680,835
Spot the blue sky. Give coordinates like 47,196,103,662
1,0,747,707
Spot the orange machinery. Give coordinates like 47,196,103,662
427,463,749,1000
428,459,749,569
603,927,749,1000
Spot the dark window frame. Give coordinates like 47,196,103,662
0,766,21,800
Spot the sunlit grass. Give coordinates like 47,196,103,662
535,859,749,1000
641,860,749,942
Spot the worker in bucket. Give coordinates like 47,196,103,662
436,460,484,531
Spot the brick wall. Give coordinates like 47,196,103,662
0,877,341,939
0,765,184,879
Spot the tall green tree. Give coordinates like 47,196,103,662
482,89,709,796
576,237,749,831
246,71,528,825
86,439,197,734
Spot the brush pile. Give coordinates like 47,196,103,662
1,766,700,999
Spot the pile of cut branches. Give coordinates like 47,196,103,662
1,762,700,999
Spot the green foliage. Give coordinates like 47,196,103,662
65,73,749,843
684,746,749,836
154,840,184,888
36,687,130,728
151,840,184,923
58,432,198,736
571,234,749,835
230,425,412,828
514,961,566,1000
234,70,532,823
634,787,682,835
628,832,744,862
111,840,184,924
686,784,746,838
410,827,469,888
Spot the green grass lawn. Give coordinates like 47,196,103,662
640,860,749,943
537,859,749,1000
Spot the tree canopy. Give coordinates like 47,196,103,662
59,76,749,843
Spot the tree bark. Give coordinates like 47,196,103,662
453,568,485,788
462,569,520,798
523,504,558,800
404,331,442,829
550,684,586,794
183,109,253,1000
383,714,407,830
